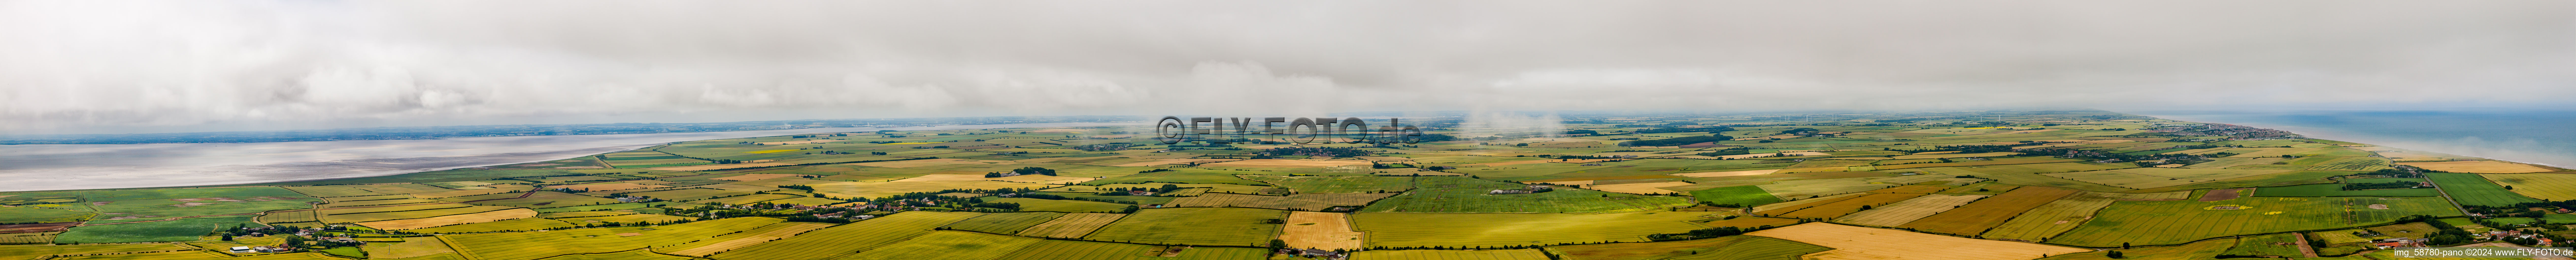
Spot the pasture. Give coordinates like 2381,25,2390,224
1352,212,1713,248
2049,197,2459,247
1688,185,1784,207
943,212,1065,234
842,231,1045,260
1016,213,1126,238
987,198,1133,213
0,207,90,224
2250,184,2439,197
2219,233,2305,257
1165,193,1393,211
1363,176,1695,213
55,216,255,243
1749,223,2087,260
1083,207,1286,246
81,187,316,224
1240,175,1417,193
2428,173,2544,206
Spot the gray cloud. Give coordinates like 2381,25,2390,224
3,0,2569,134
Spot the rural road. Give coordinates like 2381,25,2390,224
2294,233,2319,257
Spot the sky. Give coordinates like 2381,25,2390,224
2,1,2570,134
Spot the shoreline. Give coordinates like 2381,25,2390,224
2134,113,2570,170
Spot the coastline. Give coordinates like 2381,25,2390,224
2135,113,2571,170
0,122,1133,192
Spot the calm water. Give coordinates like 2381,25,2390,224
2128,110,2576,168
0,122,1124,191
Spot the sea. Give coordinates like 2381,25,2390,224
0,122,1127,191
2127,110,2576,169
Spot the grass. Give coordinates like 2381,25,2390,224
2250,184,2441,197
1163,193,1393,211
1237,175,1416,193
1078,170,1270,186
1688,185,1784,207
712,212,983,260
2219,233,2304,257
81,187,317,224
2544,214,2576,224
1083,207,1285,246
2429,173,2544,207
943,212,1065,234
1544,235,1829,260
446,217,782,260
55,216,255,243
987,198,1136,213
842,231,1045,260
2049,197,2461,247
0,206,92,224
1351,212,1713,248
1363,177,1696,213
1016,213,1126,238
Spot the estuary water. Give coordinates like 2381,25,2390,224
2127,110,2576,169
0,122,1126,191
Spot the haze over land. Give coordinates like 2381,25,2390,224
2,1,2571,134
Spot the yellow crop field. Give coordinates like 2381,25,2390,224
1278,212,1364,250
809,181,1056,199
2483,173,2576,200
663,222,836,256
1350,249,1551,260
448,217,783,260
1017,213,1126,238
360,208,537,230
842,231,1045,260
1898,187,2078,235
1833,194,1988,226
1978,192,2124,241
1353,212,1713,248
1084,207,1287,246
713,212,983,260
361,237,456,259
1750,223,2088,260
2401,161,2554,173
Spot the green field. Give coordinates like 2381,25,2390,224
1352,212,1713,248
844,231,1046,260
1238,175,1416,193
55,216,255,243
0,206,92,224
943,212,1066,234
2219,233,2305,257
2429,173,2544,207
1082,207,1284,246
2050,197,2460,247
987,198,1135,213
81,187,317,224
2250,184,2441,197
1363,177,1696,213
1688,185,1784,207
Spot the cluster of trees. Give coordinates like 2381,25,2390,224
2340,182,2418,190
1094,184,1187,196
2400,215,2479,245
1632,126,1733,134
1265,147,1372,157
1617,135,1732,147
1644,225,1771,241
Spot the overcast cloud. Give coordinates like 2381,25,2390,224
2,1,2570,134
